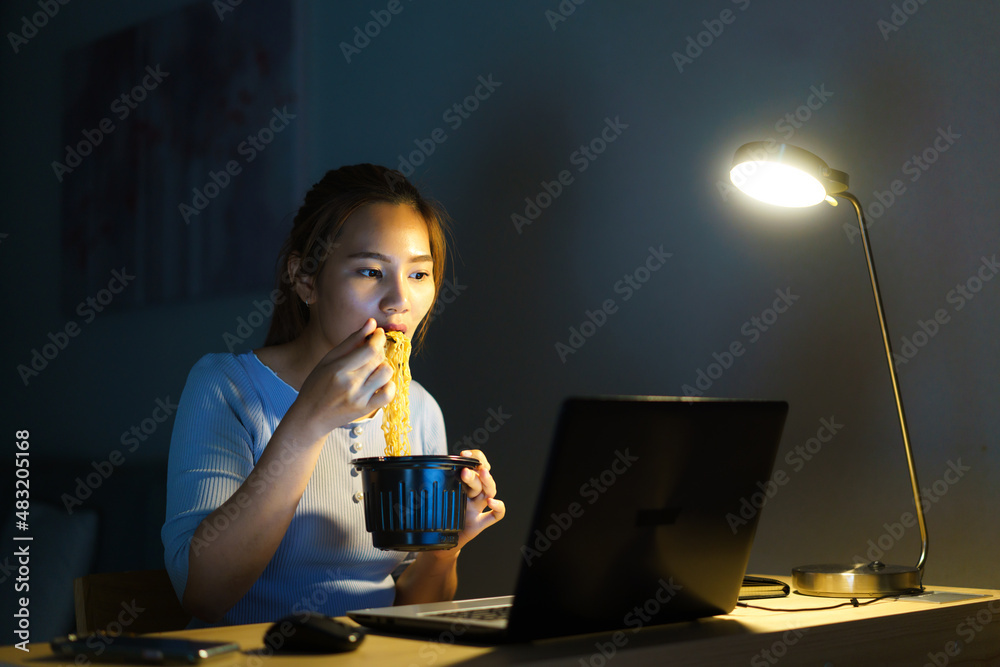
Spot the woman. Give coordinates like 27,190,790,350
162,164,504,626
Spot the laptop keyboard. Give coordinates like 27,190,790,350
425,605,511,621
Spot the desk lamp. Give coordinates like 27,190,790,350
728,141,926,597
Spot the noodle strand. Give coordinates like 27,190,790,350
381,331,412,456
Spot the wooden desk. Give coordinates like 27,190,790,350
4,581,1000,666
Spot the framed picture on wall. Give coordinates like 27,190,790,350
56,1,303,314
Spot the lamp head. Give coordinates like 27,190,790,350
730,142,849,207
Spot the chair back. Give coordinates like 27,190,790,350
73,569,191,635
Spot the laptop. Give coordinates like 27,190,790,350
347,395,789,642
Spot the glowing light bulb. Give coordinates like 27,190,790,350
729,161,827,207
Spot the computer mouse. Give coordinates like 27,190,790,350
263,610,366,653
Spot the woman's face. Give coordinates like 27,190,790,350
302,202,436,348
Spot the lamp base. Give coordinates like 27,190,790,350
792,562,922,598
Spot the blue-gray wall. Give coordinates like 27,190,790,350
2,0,998,636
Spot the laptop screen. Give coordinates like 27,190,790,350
507,396,788,641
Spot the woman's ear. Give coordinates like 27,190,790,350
288,253,315,306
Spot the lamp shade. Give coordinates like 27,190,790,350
730,142,849,207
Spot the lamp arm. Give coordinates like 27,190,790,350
836,191,928,575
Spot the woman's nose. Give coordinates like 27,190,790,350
381,274,410,312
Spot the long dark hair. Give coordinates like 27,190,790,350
264,164,450,351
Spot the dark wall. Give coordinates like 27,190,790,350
2,0,998,637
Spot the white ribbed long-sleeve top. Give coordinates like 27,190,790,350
161,352,446,627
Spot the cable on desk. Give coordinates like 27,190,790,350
736,588,924,612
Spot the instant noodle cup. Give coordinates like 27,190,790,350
352,454,480,550
351,330,478,550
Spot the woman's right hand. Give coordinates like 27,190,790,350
182,318,393,622
285,318,395,442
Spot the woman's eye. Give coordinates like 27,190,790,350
359,268,382,278
411,271,430,281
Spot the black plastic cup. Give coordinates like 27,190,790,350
351,455,481,551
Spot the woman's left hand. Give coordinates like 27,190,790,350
397,449,504,602
454,449,505,549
